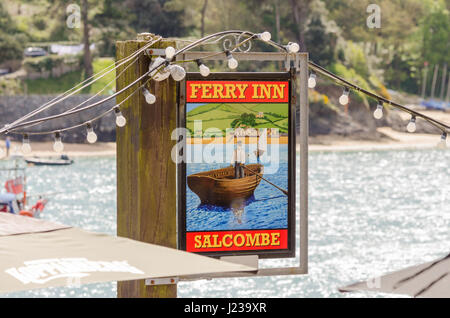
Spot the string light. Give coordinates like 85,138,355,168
3,29,450,151
53,131,64,153
196,60,210,77
225,51,238,69
165,46,176,60
149,57,170,82
142,88,156,104
285,42,300,53
407,116,416,133
114,107,126,127
438,132,447,148
373,102,384,120
308,72,317,88
339,88,350,105
168,64,186,81
22,134,31,154
257,31,271,42
86,123,97,144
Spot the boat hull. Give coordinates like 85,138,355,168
25,158,73,166
187,164,263,206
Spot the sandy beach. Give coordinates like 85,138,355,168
309,127,447,152
0,141,117,159
0,127,447,160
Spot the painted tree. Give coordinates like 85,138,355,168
231,113,257,129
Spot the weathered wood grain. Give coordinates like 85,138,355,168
116,37,177,298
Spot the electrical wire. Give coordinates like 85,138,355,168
308,61,450,133
1,37,162,134
12,55,141,133
2,30,449,141
4,32,257,135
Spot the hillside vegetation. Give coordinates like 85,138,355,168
187,103,289,134
1,0,448,96
24,58,116,95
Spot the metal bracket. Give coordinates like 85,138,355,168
145,48,166,57
145,277,179,286
294,53,300,69
284,54,291,71
284,53,300,71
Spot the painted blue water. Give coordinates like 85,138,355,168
186,144,289,231
1,148,449,298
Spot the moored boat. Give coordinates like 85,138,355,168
187,163,263,206
0,162,48,217
25,155,73,166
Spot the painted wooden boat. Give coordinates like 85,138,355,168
187,163,263,206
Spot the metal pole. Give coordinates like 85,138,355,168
299,53,308,273
421,65,428,99
430,64,439,100
446,74,450,105
439,64,447,101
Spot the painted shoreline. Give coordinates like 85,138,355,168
186,136,289,144
0,128,447,159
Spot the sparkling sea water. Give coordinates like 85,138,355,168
1,148,449,298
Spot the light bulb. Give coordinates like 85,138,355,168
149,57,170,81
168,64,186,81
165,46,176,60
197,60,210,77
143,88,156,104
406,116,416,133
339,88,350,105
286,42,300,53
114,108,126,127
22,134,31,154
226,51,238,69
438,132,447,149
53,132,64,153
86,124,97,144
257,31,271,42
308,73,317,88
373,103,383,120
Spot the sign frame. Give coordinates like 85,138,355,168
178,72,296,259
173,51,308,280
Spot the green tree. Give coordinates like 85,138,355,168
420,5,450,66
304,15,336,65
125,0,192,37
0,2,26,64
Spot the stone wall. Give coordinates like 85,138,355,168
22,55,81,80
0,95,116,143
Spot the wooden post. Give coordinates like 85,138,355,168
115,35,178,298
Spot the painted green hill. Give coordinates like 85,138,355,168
186,103,289,134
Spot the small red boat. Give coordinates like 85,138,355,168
0,162,48,218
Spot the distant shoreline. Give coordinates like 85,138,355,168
0,128,447,160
